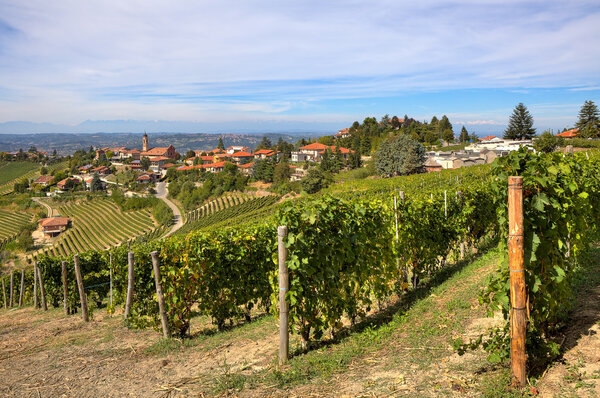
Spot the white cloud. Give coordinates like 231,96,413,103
0,0,599,125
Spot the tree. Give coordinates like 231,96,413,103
533,130,563,153
256,136,273,150
459,126,469,143
503,103,536,140
374,135,426,177
301,168,332,194
40,167,48,175
317,136,334,146
186,150,196,159
140,157,151,171
253,159,274,182
348,150,362,169
575,100,600,138
438,115,453,135
391,116,401,129
90,173,103,192
273,160,292,185
217,138,225,150
442,129,454,144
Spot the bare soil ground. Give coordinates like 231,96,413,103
537,284,600,397
0,307,281,397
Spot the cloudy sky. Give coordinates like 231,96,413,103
0,0,599,134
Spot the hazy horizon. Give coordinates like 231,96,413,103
1,1,598,133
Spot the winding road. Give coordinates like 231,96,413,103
33,197,53,217
155,181,183,237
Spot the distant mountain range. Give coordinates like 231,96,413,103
0,119,342,135
0,132,316,155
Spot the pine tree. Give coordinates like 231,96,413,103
217,137,225,150
575,100,600,138
503,103,536,140
459,126,469,143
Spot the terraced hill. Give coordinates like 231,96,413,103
32,199,158,259
0,209,34,250
0,162,40,195
176,194,279,235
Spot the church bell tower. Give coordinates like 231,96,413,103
142,131,149,152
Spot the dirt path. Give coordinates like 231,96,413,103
32,197,52,217
155,181,183,238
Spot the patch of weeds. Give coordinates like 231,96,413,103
145,338,182,356
479,367,526,398
212,358,248,394
564,358,596,389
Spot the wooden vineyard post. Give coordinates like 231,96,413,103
1,277,6,309
33,263,39,308
18,270,25,307
9,271,14,307
508,176,527,387
150,251,170,338
278,226,289,365
444,190,447,219
124,251,135,318
37,265,48,311
61,261,68,315
109,252,113,311
73,255,89,322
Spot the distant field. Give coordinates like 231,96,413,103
32,198,158,259
0,162,41,195
0,162,40,186
0,209,33,241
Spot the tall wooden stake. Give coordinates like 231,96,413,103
18,270,24,307
37,264,48,311
109,252,113,310
444,190,447,218
151,251,170,338
508,176,527,387
1,277,6,309
9,271,14,307
124,251,135,318
33,263,39,308
61,261,69,315
278,226,289,365
73,255,89,322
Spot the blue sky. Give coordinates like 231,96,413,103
0,0,599,134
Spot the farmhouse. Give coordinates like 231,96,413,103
226,146,252,155
137,172,158,184
32,175,54,187
253,149,278,160
291,143,355,163
334,128,351,139
38,217,70,237
56,177,79,190
231,151,254,165
556,128,579,138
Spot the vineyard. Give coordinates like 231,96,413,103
30,199,158,260
0,162,40,195
2,149,600,395
176,194,279,235
0,209,34,250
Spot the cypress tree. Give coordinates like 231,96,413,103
503,103,536,140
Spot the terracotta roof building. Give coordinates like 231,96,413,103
38,217,70,237
556,128,579,138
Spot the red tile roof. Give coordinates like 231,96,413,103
254,149,275,155
232,151,254,157
162,163,176,169
141,146,173,156
39,217,69,227
482,135,497,140
238,162,254,168
300,142,330,151
149,156,170,161
33,175,54,184
556,128,579,138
